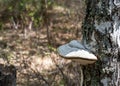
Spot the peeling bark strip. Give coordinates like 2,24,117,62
82,0,120,86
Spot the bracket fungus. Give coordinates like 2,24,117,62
57,40,98,65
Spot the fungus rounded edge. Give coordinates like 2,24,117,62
57,40,98,65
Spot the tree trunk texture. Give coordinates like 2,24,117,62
82,0,120,86
0,64,16,86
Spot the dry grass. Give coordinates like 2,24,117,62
0,0,86,85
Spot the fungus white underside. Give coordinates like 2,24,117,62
58,40,98,65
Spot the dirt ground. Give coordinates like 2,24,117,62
0,0,86,86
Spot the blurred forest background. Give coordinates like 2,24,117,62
0,0,86,86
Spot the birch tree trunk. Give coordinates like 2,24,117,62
82,0,120,86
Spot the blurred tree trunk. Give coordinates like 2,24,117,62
41,0,53,45
0,64,16,86
82,0,120,86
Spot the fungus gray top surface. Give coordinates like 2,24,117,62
57,40,97,61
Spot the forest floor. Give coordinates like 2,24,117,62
0,0,85,86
